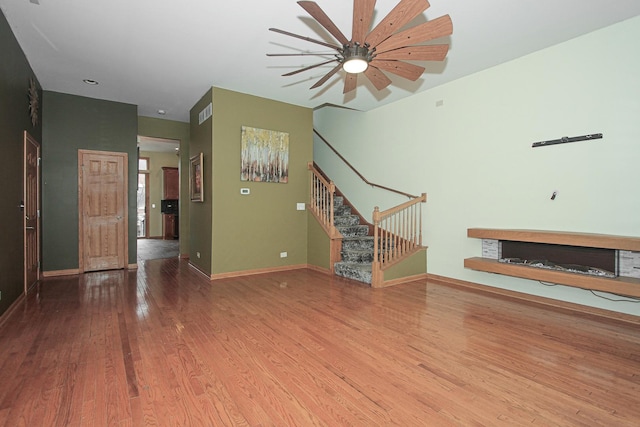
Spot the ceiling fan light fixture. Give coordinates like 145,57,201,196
342,57,368,74
341,44,370,74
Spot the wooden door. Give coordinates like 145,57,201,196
79,150,128,272
24,131,40,293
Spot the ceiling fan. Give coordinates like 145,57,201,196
268,0,453,94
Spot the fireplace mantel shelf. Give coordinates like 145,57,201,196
465,228,640,298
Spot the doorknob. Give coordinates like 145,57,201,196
116,216,122,220
26,226,35,230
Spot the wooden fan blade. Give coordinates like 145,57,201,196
267,53,336,57
282,59,338,76
364,65,392,90
269,28,341,51
371,60,425,81
344,73,358,93
365,0,430,48
298,1,349,45
310,63,343,89
352,0,376,45
374,15,453,54
374,44,449,61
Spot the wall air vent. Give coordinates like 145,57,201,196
198,102,212,125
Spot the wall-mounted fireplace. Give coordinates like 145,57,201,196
494,241,616,278
465,229,640,298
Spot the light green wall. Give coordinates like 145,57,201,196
314,16,640,315
139,150,179,237
209,88,313,275
138,117,190,256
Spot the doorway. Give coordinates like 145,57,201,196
24,131,40,293
137,136,180,262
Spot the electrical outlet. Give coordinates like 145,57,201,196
196,252,201,259
280,252,287,258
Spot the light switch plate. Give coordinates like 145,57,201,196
296,203,305,211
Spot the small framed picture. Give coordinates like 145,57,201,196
190,153,203,202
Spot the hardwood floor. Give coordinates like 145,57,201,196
1,258,639,426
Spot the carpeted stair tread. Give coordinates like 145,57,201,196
341,248,375,263
334,214,361,226
332,195,374,285
334,262,372,284
337,224,370,237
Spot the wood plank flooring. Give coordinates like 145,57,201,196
1,258,639,426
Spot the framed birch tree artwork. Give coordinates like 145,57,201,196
240,126,289,183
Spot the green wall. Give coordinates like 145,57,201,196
314,16,640,316
138,117,190,256
189,89,214,273
307,215,331,271
211,88,313,275
0,9,42,315
139,150,179,238
384,250,427,281
189,87,313,276
42,92,138,271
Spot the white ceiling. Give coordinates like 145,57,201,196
2,0,639,123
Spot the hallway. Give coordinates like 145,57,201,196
136,239,179,262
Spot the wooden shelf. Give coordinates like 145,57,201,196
464,257,640,298
465,229,640,298
467,228,640,251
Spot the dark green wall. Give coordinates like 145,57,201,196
42,91,138,271
0,9,42,315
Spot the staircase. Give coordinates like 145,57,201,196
308,158,426,288
332,196,375,285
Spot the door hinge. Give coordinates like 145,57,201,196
38,157,41,166
37,209,41,218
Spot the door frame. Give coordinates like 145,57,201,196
23,131,41,294
78,149,129,273
137,172,150,238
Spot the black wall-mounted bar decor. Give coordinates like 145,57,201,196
532,133,603,148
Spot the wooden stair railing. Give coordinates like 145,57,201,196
311,130,428,285
308,162,342,273
308,162,340,239
371,193,427,287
